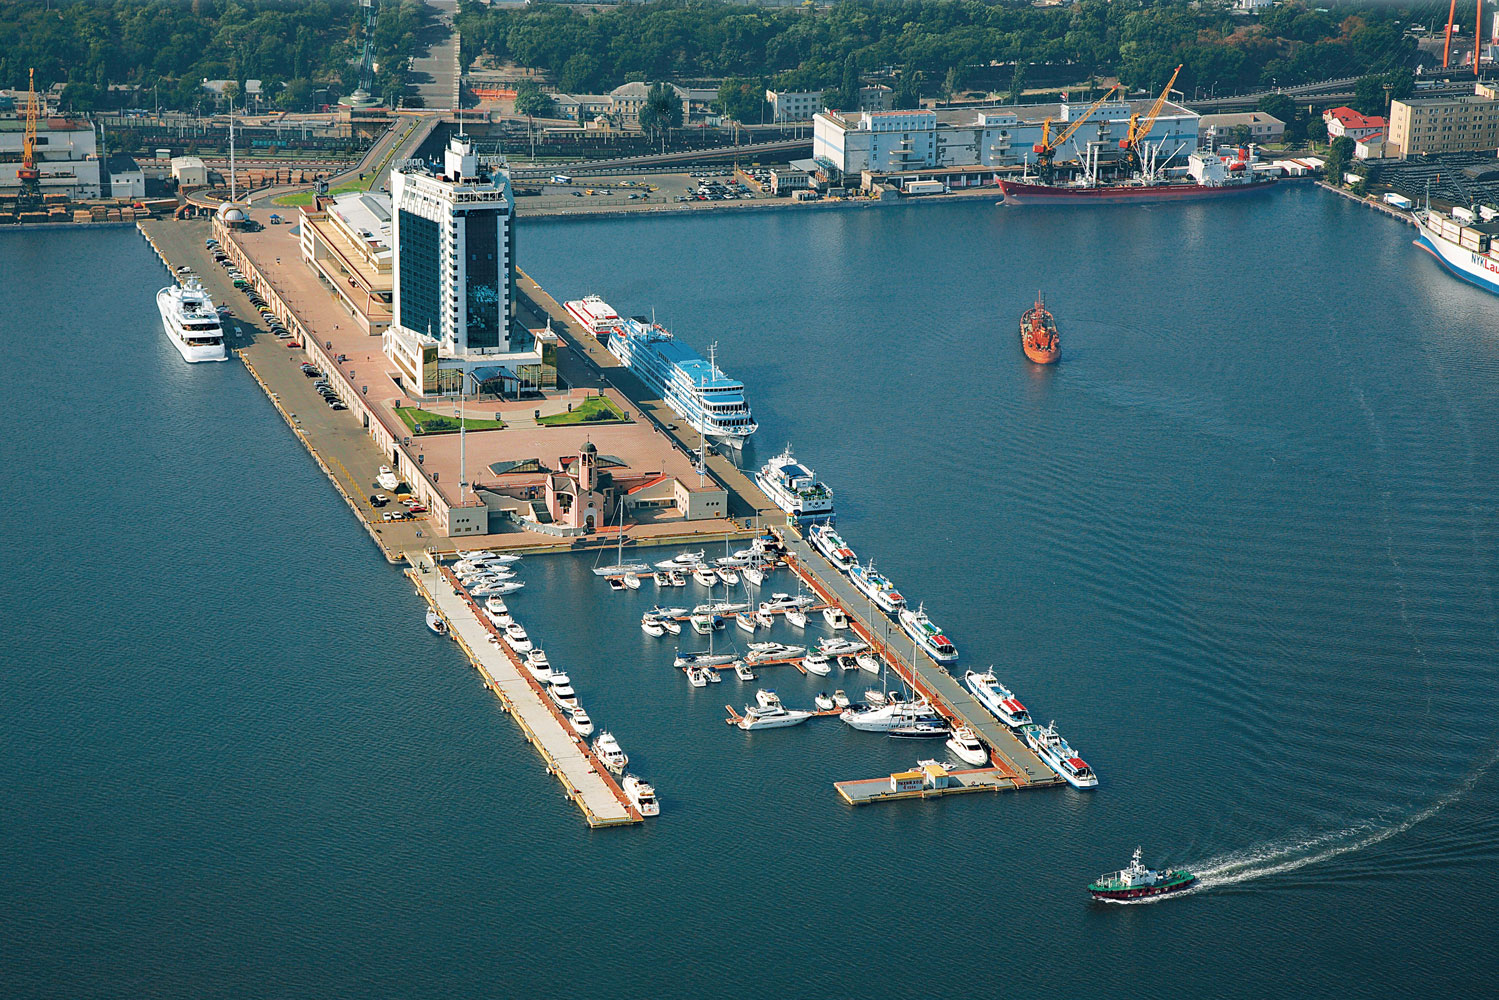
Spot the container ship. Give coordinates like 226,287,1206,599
606,312,757,447
1019,295,1059,364
1000,146,1277,206
1087,848,1196,902
1413,207,1499,295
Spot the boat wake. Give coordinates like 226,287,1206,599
1177,743,1499,898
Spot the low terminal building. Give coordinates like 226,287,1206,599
479,439,727,535
298,190,395,336
0,116,102,200
812,99,1200,180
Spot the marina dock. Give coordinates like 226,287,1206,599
410,560,641,828
773,527,1061,788
835,765,1024,806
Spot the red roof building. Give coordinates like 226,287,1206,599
1324,106,1388,141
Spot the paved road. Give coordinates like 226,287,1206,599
412,0,460,112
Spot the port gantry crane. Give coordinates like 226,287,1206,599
1030,84,1119,183
16,68,43,212
1119,64,1182,180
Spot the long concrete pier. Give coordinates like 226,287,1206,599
410,560,641,828
775,527,1060,787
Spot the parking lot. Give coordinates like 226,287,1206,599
511,169,776,217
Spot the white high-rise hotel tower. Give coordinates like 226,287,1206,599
383,134,541,396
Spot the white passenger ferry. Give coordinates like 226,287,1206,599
156,277,228,362
607,317,757,446
564,295,624,337
754,444,834,523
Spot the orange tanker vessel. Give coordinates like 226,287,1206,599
1020,295,1060,364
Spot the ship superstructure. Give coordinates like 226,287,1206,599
607,317,757,446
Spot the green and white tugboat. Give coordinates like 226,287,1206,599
1088,848,1196,902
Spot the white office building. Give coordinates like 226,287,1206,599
812,99,1200,178
766,89,825,123
383,134,541,397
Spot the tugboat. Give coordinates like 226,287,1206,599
1087,847,1197,902
1019,294,1060,365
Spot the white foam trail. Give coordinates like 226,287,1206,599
1182,744,1499,895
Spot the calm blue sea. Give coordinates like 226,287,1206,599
3,188,1497,998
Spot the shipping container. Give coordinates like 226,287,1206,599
1383,193,1413,209
1452,206,1477,224
903,179,946,195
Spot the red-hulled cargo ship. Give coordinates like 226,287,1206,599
1020,294,1059,365
1000,145,1277,206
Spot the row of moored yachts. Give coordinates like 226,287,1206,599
442,551,660,816
807,523,1098,789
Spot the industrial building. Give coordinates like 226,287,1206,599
383,134,544,398
1389,83,1499,157
107,154,145,199
811,98,1200,179
0,116,101,199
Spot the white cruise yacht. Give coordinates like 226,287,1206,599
156,277,228,362
754,444,835,522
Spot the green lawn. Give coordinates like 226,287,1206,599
536,396,629,426
272,182,365,208
396,407,507,434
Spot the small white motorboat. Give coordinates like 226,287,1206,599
838,655,861,673
690,613,716,635
623,773,659,816
946,726,989,766
756,688,784,710
667,570,687,587
856,652,882,674
716,565,740,586
641,618,666,637
823,606,849,630
864,689,888,707
655,550,705,570
569,706,594,737
653,571,672,586
819,637,867,657
608,577,627,592
692,567,719,587
483,596,508,615
623,572,642,590
686,666,710,687
548,674,579,712
754,607,775,628
503,622,533,653
733,660,756,681
661,617,682,635
815,692,835,711
377,465,400,491
705,667,722,683
832,689,851,709
785,607,807,629
425,610,447,635
593,731,628,773
735,612,758,633
803,653,832,676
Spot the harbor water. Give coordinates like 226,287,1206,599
4,186,1499,997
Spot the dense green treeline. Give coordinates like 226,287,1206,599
1,0,428,112
456,0,1420,100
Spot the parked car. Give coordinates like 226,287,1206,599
405,504,427,513
330,401,348,410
